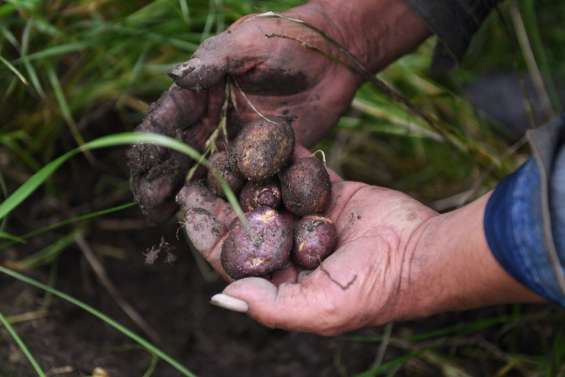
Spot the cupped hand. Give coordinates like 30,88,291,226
128,3,361,223
177,147,438,335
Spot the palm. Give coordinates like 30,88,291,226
284,181,435,334
178,156,437,334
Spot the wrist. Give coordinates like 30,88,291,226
398,193,543,321
307,0,432,72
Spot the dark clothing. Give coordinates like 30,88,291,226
405,0,500,71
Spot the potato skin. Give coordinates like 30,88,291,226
221,207,293,279
206,151,244,197
279,157,331,216
292,215,337,269
234,120,294,181
239,179,281,212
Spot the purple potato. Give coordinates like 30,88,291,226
221,207,293,279
292,215,337,269
206,150,244,197
234,120,294,181
239,179,281,212
279,157,331,216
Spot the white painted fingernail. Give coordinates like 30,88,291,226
210,293,249,313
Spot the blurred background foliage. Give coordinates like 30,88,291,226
1,0,565,376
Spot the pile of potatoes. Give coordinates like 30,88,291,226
199,120,337,279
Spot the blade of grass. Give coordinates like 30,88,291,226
20,202,136,241
0,266,196,377
0,230,25,243
0,310,47,377
7,231,77,270
46,64,91,157
0,132,245,228
142,353,160,377
0,171,7,231
520,0,561,113
0,54,28,85
11,42,87,64
21,20,45,98
509,0,555,122
354,352,419,377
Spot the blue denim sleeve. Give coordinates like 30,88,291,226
484,117,565,305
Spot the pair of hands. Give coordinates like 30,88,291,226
128,1,540,335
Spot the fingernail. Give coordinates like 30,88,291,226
210,293,249,313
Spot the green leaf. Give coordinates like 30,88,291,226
10,231,77,270
0,310,47,377
12,42,87,63
0,55,28,85
21,202,136,240
0,266,196,377
354,352,419,377
0,132,245,227
0,230,25,243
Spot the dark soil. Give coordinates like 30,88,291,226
0,216,378,377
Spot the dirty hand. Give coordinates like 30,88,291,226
127,0,432,224
127,2,363,223
178,148,540,335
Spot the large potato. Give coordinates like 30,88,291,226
279,157,331,216
233,120,294,181
292,215,337,269
221,207,293,279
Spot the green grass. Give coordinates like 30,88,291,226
1,0,565,376
0,310,46,377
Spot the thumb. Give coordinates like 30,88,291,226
168,34,229,91
168,14,265,91
213,277,341,334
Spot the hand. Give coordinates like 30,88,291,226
127,0,432,224
179,147,542,335
127,2,363,224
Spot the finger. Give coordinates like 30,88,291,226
169,30,258,91
220,270,353,335
182,208,226,252
271,264,299,286
177,181,237,278
128,85,207,223
176,181,237,226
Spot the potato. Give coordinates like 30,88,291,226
221,207,293,279
239,179,281,212
206,150,244,197
292,215,337,269
279,157,331,216
234,120,294,181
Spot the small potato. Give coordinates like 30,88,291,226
293,215,337,269
279,157,331,216
239,179,281,212
206,151,244,197
221,207,293,279
234,120,294,181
